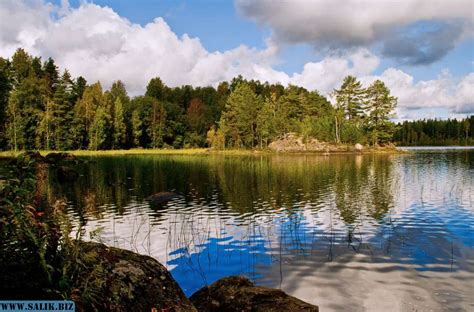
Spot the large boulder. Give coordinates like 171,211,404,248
71,242,196,312
354,143,363,151
190,276,318,312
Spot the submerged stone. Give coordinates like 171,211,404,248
146,192,178,205
190,276,319,312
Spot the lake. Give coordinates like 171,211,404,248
42,150,474,311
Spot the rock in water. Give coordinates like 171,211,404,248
190,276,318,312
146,192,178,205
57,166,79,182
355,143,363,151
72,242,196,312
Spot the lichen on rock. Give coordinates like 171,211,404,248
71,242,196,312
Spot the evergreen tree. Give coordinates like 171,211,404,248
220,82,262,148
42,57,59,95
10,48,31,88
146,77,168,101
333,75,366,121
365,80,397,145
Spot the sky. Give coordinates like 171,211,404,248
0,0,473,120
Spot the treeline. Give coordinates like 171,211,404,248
0,48,400,151
394,117,473,146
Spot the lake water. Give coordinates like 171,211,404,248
43,150,474,311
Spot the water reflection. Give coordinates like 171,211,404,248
39,151,474,310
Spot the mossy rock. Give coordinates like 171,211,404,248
71,242,196,312
190,276,318,312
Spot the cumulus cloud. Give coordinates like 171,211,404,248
0,0,472,119
0,0,285,94
236,0,473,65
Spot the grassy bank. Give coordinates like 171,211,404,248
0,148,269,158
0,146,404,158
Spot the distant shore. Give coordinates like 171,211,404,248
0,146,408,158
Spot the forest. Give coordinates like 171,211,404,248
0,48,471,151
393,117,473,146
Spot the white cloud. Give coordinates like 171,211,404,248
0,0,284,94
236,0,473,65
0,0,472,119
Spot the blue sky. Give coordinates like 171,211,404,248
54,0,473,81
1,0,473,119
55,0,471,79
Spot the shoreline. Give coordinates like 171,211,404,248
0,147,407,158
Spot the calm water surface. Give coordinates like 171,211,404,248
43,151,473,311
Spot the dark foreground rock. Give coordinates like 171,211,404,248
72,242,196,312
190,276,319,312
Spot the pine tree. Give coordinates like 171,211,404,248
219,82,262,148
333,75,366,121
365,80,397,145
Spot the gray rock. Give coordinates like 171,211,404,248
71,242,196,312
190,276,318,312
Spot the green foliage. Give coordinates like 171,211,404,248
333,75,365,121
89,106,112,150
394,116,474,146
206,125,225,149
220,82,263,147
341,120,366,144
0,48,466,152
113,98,126,149
365,80,397,145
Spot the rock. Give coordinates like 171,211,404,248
146,192,178,205
268,133,343,153
45,152,78,164
190,276,318,312
71,242,196,312
354,143,363,151
57,166,79,182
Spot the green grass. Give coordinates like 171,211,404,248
0,146,404,158
0,148,275,158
